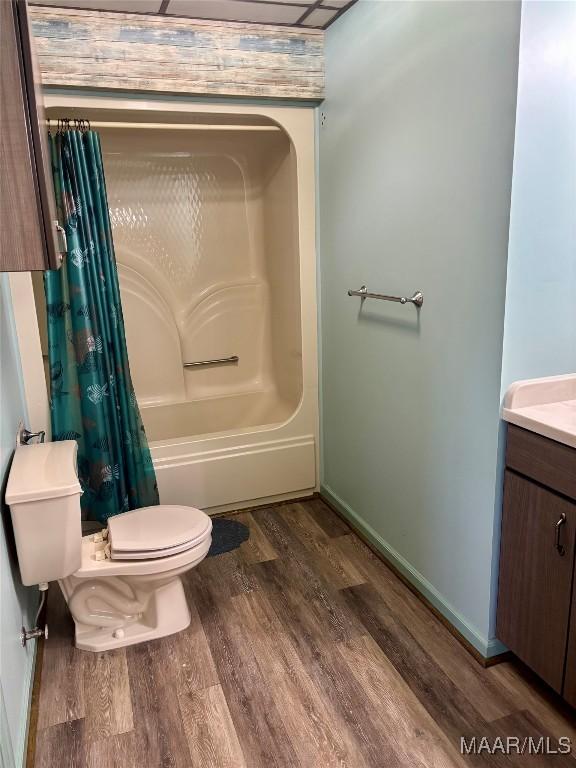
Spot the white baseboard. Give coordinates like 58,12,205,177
16,639,37,768
321,484,507,660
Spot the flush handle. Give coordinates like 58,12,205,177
555,513,567,557
19,428,46,445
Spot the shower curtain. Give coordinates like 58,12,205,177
44,126,159,523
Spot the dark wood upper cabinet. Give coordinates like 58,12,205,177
1,0,61,272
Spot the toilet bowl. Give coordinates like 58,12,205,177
6,440,212,652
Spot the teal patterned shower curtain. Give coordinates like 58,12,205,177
44,127,159,523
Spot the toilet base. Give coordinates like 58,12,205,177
59,574,191,652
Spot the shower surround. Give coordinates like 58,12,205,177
42,96,319,513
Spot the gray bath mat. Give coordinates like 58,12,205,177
207,517,250,557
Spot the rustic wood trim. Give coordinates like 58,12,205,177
30,6,324,101
319,492,512,669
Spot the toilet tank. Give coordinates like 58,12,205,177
6,441,83,586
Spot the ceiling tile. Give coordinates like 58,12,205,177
31,0,163,11
31,0,356,28
320,0,351,8
301,7,337,27
166,0,304,24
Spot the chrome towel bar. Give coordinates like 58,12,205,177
184,355,239,368
348,285,423,308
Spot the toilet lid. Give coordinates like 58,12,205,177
108,505,211,560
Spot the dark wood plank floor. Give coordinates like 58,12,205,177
33,499,576,767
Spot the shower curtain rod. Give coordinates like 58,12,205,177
55,121,282,132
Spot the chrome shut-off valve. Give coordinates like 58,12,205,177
21,625,48,647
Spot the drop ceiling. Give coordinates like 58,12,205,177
30,0,357,28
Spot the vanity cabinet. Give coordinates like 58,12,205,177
0,0,61,271
564,586,576,706
497,424,576,704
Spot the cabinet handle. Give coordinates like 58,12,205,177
54,222,67,257
555,513,567,557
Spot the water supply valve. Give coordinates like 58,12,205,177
20,624,48,647
21,581,49,647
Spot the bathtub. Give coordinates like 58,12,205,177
143,391,317,513
41,96,320,514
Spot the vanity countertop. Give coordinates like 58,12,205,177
502,374,576,450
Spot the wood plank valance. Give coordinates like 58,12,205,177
30,6,324,101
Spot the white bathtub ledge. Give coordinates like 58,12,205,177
502,374,576,449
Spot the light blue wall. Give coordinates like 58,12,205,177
0,276,37,768
319,0,520,655
487,0,576,642
501,0,576,394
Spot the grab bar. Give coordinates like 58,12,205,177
184,356,239,368
348,285,423,308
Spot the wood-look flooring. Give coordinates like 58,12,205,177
32,499,576,767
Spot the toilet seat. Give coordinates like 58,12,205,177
107,505,211,560
74,526,212,579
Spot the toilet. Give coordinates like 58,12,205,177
6,440,212,652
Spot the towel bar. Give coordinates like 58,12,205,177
348,285,423,308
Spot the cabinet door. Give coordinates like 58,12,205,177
496,470,576,693
0,0,60,271
562,578,576,706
